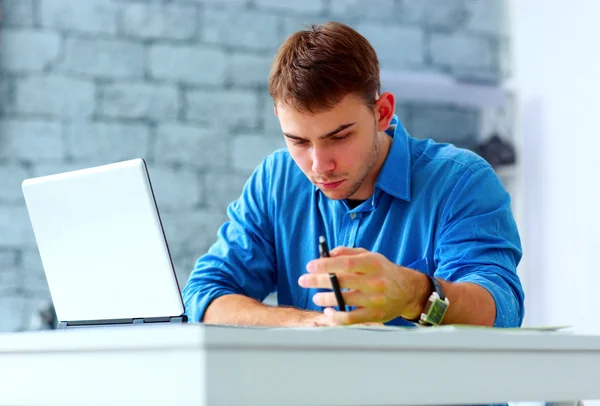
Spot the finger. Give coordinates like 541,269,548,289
312,290,385,308
306,252,380,274
298,272,384,293
324,306,384,325
329,246,368,257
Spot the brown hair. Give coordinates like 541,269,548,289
268,21,381,114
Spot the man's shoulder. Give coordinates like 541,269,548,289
410,137,491,177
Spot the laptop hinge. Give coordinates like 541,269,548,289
132,316,188,324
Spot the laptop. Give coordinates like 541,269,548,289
21,158,188,329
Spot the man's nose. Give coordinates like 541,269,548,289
311,147,335,175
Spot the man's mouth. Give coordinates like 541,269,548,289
317,180,345,190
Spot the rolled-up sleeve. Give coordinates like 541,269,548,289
433,164,525,327
182,157,277,322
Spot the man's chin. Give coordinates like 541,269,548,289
318,187,348,200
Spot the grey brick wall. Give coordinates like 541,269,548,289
0,0,511,332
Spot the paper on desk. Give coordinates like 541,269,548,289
204,322,572,333
448,324,572,332
287,324,573,333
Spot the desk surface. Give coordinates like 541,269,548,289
1,324,599,406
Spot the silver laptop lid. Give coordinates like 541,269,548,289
21,159,185,324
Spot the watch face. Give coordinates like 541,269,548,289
424,296,449,326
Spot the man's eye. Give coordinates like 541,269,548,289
292,139,308,146
331,133,350,141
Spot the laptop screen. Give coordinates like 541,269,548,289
21,159,185,324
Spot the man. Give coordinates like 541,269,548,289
182,22,524,328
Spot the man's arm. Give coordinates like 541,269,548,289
182,157,278,324
431,163,525,327
183,154,333,327
403,271,496,326
202,294,328,327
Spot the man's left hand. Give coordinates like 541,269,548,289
298,247,429,325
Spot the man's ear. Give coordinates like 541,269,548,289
274,105,279,117
374,92,396,132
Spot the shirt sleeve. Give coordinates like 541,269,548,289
181,157,277,322
433,163,525,327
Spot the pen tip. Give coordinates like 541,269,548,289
319,235,325,243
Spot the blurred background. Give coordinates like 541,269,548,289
0,0,598,336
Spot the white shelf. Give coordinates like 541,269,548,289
380,70,508,108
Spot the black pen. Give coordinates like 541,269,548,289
318,235,346,312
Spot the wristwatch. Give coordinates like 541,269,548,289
419,275,450,326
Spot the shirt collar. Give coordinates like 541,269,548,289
374,114,411,202
311,114,412,202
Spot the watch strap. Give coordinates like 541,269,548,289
419,275,449,326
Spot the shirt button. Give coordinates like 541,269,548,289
349,212,357,220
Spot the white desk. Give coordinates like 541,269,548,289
0,324,599,406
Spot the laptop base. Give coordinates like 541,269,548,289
57,315,188,329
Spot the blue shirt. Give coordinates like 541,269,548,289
182,115,524,327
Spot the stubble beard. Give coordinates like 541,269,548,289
342,126,381,200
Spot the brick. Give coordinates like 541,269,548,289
185,89,260,129
21,250,51,298
465,0,508,35
0,296,28,332
192,0,248,5
0,164,30,204
0,119,64,161
0,250,19,268
0,250,19,267
430,33,494,70
0,75,14,115
99,83,179,120
40,0,119,34
396,0,468,30
15,75,95,118
408,103,479,149
171,255,194,292
0,30,61,73
229,53,272,87
149,45,227,85
330,0,395,20
59,37,145,79
145,165,203,212
203,9,280,51
160,210,228,257
498,38,511,79
232,134,286,172
355,24,423,69
32,163,99,178
254,0,324,14
0,250,21,294
2,0,35,27
65,122,150,161
0,206,36,248
154,124,230,170
204,171,250,210
121,2,197,40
